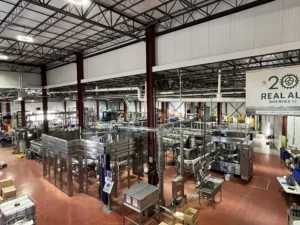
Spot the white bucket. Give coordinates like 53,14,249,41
225,173,230,181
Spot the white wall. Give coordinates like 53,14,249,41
84,42,146,81
66,101,76,111
261,115,282,150
47,63,77,86
12,102,64,113
156,0,300,66
287,116,300,148
0,72,41,88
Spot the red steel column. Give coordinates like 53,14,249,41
217,102,222,125
41,66,49,133
139,102,142,112
166,102,169,121
198,102,202,121
21,100,26,127
96,100,99,121
146,25,158,185
0,103,2,126
161,102,165,124
64,101,67,124
76,53,84,128
282,116,287,136
124,101,127,122
6,103,10,125
282,116,287,147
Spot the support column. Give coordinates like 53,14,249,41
21,100,26,127
217,102,222,125
225,102,228,116
184,102,186,119
6,103,10,125
258,115,262,132
198,102,202,121
41,66,48,133
161,102,165,124
0,103,1,115
146,25,158,185
64,101,67,125
124,101,127,122
76,53,84,129
96,100,99,121
190,102,194,114
166,102,169,122
282,116,287,148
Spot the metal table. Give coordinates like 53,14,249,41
198,176,224,209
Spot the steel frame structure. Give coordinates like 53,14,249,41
0,0,273,69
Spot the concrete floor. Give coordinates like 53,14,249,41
0,141,290,225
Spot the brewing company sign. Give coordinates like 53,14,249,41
246,66,300,115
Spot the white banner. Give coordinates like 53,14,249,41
246,66,300,115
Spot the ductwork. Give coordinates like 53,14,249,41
88,86,146,102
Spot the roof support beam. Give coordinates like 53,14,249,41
23,0,142,41
0,0,29,34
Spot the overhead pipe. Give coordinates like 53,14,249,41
156,97,245,102
48,83,147,102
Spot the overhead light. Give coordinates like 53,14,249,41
31,100,35,103
0,55,8,60
159,91,174,95
86,96,93,99
65,98,70,100
69,0,89,5
17,35,34,43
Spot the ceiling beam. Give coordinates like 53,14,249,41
24,0,142,41
156,0,275,36
0,0,29,34
93,0,146,26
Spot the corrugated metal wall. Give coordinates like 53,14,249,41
84,42,146,79
47,63,77,86
156,0,300,66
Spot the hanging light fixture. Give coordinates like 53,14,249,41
17,35,34,43
0,55,8,60
69,0,89,5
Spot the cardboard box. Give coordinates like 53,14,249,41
173,212,184,224
159,223,168,225
0,196,3,203
0,179,13,195
2,186,16,200
0,179,13,188
184,207,198,225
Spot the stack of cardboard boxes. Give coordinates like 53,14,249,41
171,207,198,225
0,179,17,203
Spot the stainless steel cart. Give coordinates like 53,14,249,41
198,176,224,209
122,183,160,225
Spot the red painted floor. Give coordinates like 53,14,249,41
0,143,290,225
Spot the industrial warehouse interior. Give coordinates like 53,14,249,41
0,0,300,224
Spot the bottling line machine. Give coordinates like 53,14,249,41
41,127,147,205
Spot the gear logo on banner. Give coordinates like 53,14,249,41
280,74,299,89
